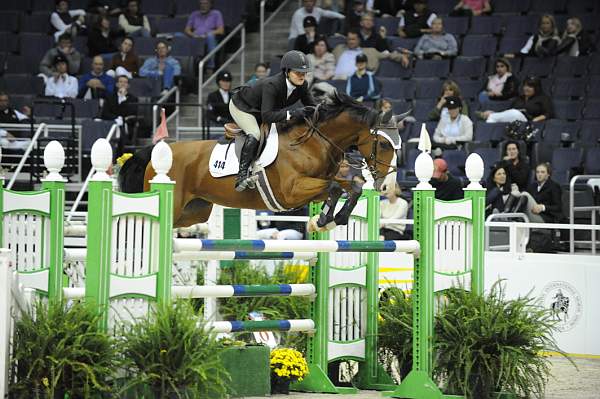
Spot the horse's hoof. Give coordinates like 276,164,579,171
316,213,334,228
334,214,349,226
308,216,337,233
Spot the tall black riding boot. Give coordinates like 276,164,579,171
235,135,259,192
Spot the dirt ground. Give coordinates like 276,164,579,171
247,357,600,398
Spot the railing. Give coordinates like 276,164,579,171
151,86,180,136
569,175,600,253
260,0,293,63
6,123,47,190
485,213,530,253
197,23,246,126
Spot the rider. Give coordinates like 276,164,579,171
229,50,317,192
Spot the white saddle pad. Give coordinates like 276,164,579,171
209,123,279,178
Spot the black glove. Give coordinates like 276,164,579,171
290,108,307,120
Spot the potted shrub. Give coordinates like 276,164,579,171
118,301,230,399
269,348,309,394
9,300,119,399
378,286,413,380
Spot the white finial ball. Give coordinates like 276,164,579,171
91,139,113,176
150,141,173,183
43,140,65,180
465,153,484,188
415,151,434,188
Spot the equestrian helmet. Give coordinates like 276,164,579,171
280,50,311,73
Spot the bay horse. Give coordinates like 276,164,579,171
119,92,398,229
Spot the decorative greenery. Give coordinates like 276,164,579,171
269,348,309,382
118,301,230,399
9,299,119,399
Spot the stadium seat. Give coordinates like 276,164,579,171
443,149,468,177
553,56,590,77
502,15,537,37
583,99,600,119
81,120,115,152
31,0,56,12
4,55,38,75
0,11,20,33
589,55,600,75
0,75,43,95
452,56,486,78
19,33,53,57
155,17,188,35
0,32,19,54
427,0,455,14
584,148,600,174
175,0,199,15
552,77,587,99
380,78,416,100
171,36,205,57
579,121,600,145
553,99,583,121
376,59,412,78
443,17,469,36
529,0,566,13
128,78,162,98
142,0,173,16
414,78,442,99
551,147,584,185
388,37,419,51
588,76,600,98
316,17,342,37
492,0,531,13
0,0,31,12
469,16,503,35
478,99,513,112
473,147,502,179
413,99,436,121
498,36,527,55
376,18,400,36
389,99,412,115
542,120,580,143
413,59,449,78
473,121,507,144
9,95,34,110
21,13,51,33
326,36,346,50
461,35,497,57
453,78,483,100
520,57,555,78
566,0,597,14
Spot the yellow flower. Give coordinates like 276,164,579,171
116,153,133,167
160,349,167,354
42,377,49,387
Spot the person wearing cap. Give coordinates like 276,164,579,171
40,33,82,78
207,70,234,125
346,53,381,102
229,50,317,192
289,0,345,40
294,16,318,54
433,95,473,148
44,55,78,99
397,0,437,38
431,158,463,201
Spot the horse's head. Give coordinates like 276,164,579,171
356,122,400,192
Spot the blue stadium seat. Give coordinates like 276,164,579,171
553,99,584,121
502,15,537,37
9,95,34,110
326,36,346,50
129,78,162,98
584,148,600,174
452,56,486,78
427,0,455,14
1,0,31,12
479,100,513,112
155,17,187,35
31,0,56,12
469,16,503,35
443,149,468,177
132,37,157,56
0,11,20,33
461,35,497,57
520,57,555,78
0,32,18,54
376,59,412,78
81,120,115,152
498,36,527,55
316,17,342,37
583,99,600,120
175,0,199,15
588,76,600,98
443,17,469,36
579,121,600,145
413,99,436,120
142,0,173,16
0,75,43,95
413,59,450,78
19,33,53,57
552,77,586,99
4,55,37,75
473,147,502,179
380,78,416,100
171,36,205,57
566,0,597,14
589,55,600,75
551,147,584,185
492,0,531,13
529,0,566,13
376,17,400,36
473,121,507,144
553,56,590,77
389,99,412,115
388,37,419,51
542,120,580,143
414,78,442,99
453,78,483,100
21,13,51,33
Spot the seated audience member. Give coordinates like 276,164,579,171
555,17,595,56
380,184,409,240
0,92,31,124
519,14,560,58
478,58,519,103
119,0,151,37
359,13,389,52
40,33,82,78
346,54,381,102
110,37,140,77
336,158,355,181
139,40,182,90
431,158,463,200
429,80,469,120
397,0,437,38
45,55,78,99
289,0,345,40
246,62,269,85
346,0,366,32
450,0,491,16
433,96,473,147
307,37,335,82
413,17,457,59
101,74,137,121
87,0,123,16
519,163,562,223
207,70,234,125
485,164,523,217
479,77,553,123
51,0,86,41
499,140,529,192
87,16,120,57
375,98,415,131
79,56,115,99
294,16,318,54
184,0,225,73
256,208,308,240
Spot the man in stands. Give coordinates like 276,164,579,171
50,0,86,41
184,0,225,75
101,74,138,148
119,0,151,37
397,0,437,38
44,55,78,99
79,56,115,99
431,158,463,200
207,70,234,125
289,0,345,40
359,13,389,52
40,33,82,78
0,92,30,124
139,40,182,92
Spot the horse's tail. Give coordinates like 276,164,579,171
118,145,155,193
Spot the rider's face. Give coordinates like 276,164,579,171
288,70,306,86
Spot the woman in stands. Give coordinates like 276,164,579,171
413,17,457,59
519,14,561,58
429,80,469,121
432,96,473,148
478,58,519,103
87,16,119,57
307,36,335,83
485,164,522,217
555,17,595,57
500,140,530,192
110,37,140,77
246,63,269,85
479,76,554,123
519,163,562,223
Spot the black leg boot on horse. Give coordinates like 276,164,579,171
235,134,260,192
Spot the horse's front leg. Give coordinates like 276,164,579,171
333,180,363,226
316,181,344,228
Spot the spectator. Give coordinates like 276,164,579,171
139,40,182,90
307,36,335,82
346,0,366,32
433,96,473,147
45,55,78,98
207,70,234,125
51,0,86,41
0,92,31,124
369,0,407,18
429,80,469,121
110,36,141,77
289,0,345,40
478,57,519,103
346,54,381,102
246,62,269,85
87,16,120,57
521,162,562,223
256,208,307,240
375,98,414,130
397,0,436,38
431,158,463,200
101,74,137,121
499,140,530,192
336,158,354,181
519,14,560,58
87,0,123,16
555,17,595,57
185,0,224,74
485,164,523,216
413,17,457,59
119,0,151,37
40,33,82,78
479,76,554,123
450,0,491,16
79,55,115,99
359,13,389,52
294,16,318,54
379,184,409,240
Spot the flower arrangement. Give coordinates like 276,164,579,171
270,348,308,381
112,152,133,177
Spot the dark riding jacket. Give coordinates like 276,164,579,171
231,72,316,124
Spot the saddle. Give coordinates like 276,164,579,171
222,122,271,155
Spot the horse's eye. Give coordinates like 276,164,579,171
379,141,393,150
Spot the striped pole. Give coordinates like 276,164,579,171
172,284,315,298
172,251,318,261
204,319,315,333
173,239,420,254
